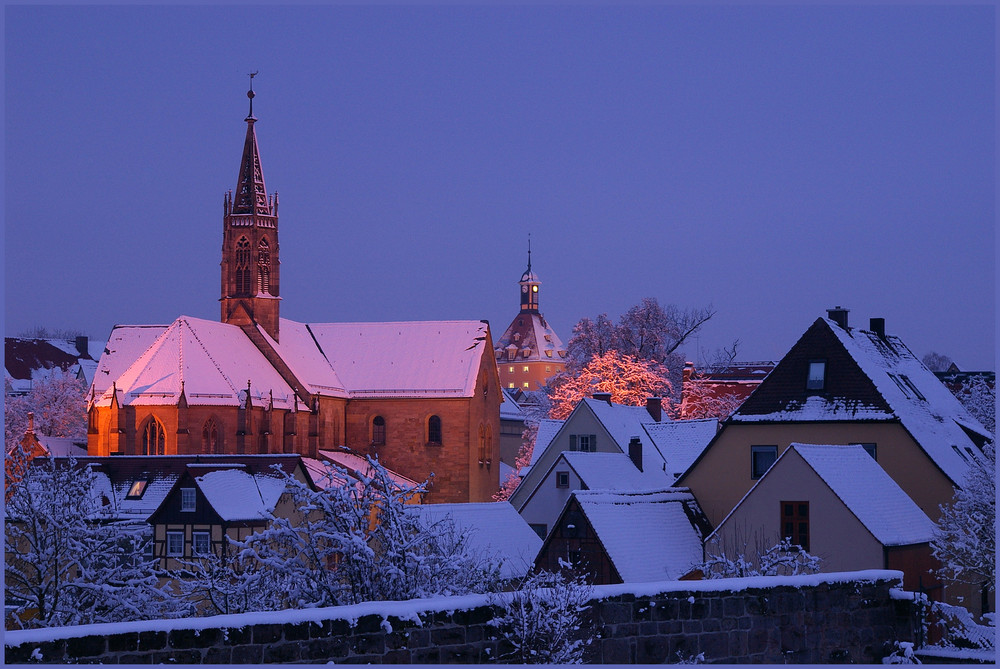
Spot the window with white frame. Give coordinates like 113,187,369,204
806,360,826,390
181,488,196,512
192,531,211,556
166,531,184,557
570,434,596,452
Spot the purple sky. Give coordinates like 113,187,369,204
5,5,995,370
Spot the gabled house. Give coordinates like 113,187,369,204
408,502,543,580
707,443,940,594
499,387,528,466
535,488,709,585
145,455,309,569
679,360,775,419
678,309,990,528
509,394,668,513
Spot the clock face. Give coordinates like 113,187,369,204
522,285,528,293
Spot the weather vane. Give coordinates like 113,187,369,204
247,70,259,118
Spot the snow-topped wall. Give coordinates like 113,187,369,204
4,571,920,664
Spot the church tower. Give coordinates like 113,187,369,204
220,77,281,341
494,241,567,391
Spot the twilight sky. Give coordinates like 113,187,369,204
5,5,996,370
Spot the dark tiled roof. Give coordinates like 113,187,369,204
5,338,89,381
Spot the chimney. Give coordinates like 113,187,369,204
593,392,612,405
870,317,886,341
826,306,849,330
75,335,89,358
646,396,662,422
628,436,643,472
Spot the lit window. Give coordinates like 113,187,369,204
522,382,529,388
545,350,552,358
192,532,211,556
532,285,538,293
806,361,826,390
751,445,778,479
181,488,196,512
508,383,515,389
781,501,810,551
126,479,150,500
545,366,551,372
556,471,569,488
509,366,514,373
523,366,529,372
142,418,166,456
166,531,184,557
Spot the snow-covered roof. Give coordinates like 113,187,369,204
35,436,87,458
643,419,718,481
92,316,304,411
260,320,349,398
583,398,667,473
500,388,527,421
730,318,989,487
195,468,288,522
91,325,169,398
574,489,704,582
313,449,420,491
560,451,671,490
303,321,490,398
409,502,542,579
494,312,566,363
528,419,564,469
791,444,936,546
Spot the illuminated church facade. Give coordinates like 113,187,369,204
86,87,501,503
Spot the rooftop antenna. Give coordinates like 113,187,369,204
247,70,259,119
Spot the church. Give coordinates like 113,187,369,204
86,86,501,503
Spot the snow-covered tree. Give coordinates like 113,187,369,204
679,368,746,420
701,536,821,579
231,457,502,611
494,437,533,502
547,350,673,420
5,457,181,628
922,351,955,372
932,441,995,602
954,374,995,437
4,368,87,447
490,564,594,664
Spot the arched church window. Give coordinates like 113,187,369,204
478,424,485,464
372,416,386,446
203,418,221,454
141,417,166,456
257,238,271,295
427,415,442,446
486,428,493,466
235,237,252,295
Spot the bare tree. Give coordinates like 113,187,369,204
922,351,955,372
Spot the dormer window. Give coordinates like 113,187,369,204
899,375,925,401
126,479,150,500
806,360,826,390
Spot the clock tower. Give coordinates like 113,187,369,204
220,79,281,341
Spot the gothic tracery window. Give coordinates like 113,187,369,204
141,417,166,456
235,237,252,295
257,238,271,295
202,418,221,454
372,416,386,446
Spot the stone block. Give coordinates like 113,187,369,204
137,631,167,652
66,635,106,658
700,631,729,660
384,630,409,650
452,605,493,626
682,620,702,635
599,601,632,624
465,624,486,644
232,644,263,664
263,641,300,663
152,649,203,664
639,621,658,636
430,626,465,646
410,646,441,663
107,632,139,653
383,649,412,663
351,633,385,656
204,646,232,663
354,613,383,634
170,627,219,649
657,620,682,635
304,636,349,661
600,637,630,664
728,630,749,659
284,621,312,641
636,635,668,663
407,628,431,648
702,617,721,632
118,653,154,664
440,644,478,663
223,625,252,645
252,623,283,644
633,600,653,621
652,598,679,620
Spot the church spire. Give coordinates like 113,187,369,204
220,75,281,342
233,72,270,216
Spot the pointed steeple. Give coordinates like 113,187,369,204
233,73,271,216
220,74,281,342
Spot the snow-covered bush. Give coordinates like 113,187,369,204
230,456,502,611
882,641,921,664
4,369,87,447
928,601,996,650
5,457,181,628
490,564,594,664
931,441,995,604
701,536,821,579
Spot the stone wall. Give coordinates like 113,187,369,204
4,571,920,665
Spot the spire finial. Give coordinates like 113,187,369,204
247,70,259,120
527,233,532,273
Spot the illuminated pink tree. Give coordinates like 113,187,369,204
547,351,673,420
